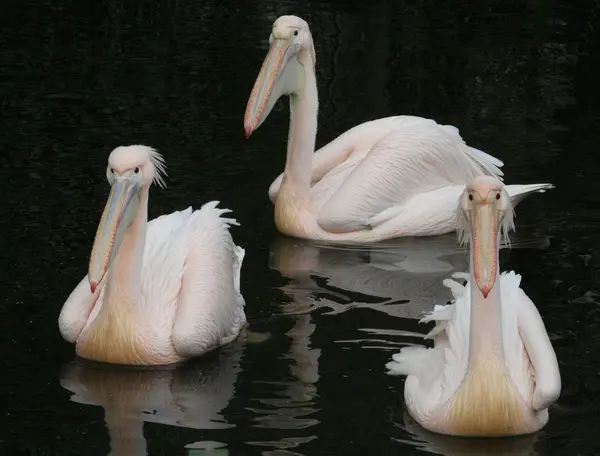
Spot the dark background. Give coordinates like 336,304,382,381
1,0,599,454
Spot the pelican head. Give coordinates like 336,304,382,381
458,176,514,298
88,145,167,293
244,15,316,137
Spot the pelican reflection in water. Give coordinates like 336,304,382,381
393,406,541,456
246,235,471,453
242,246,332,454
269,233,549,322
245,311,320,455
270,234,468,321
60,340,244,456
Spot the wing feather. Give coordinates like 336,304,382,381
436,275,471,405
60,202,246,357
171,201,246,358
509,273,561,410
139,207,193,334
58,276,95,343
496,271,534,403
316,117,504,233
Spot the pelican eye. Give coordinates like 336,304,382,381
134,167,140,174
495,193,500,200
468,194,473,201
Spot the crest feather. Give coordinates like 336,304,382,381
147,147,168,188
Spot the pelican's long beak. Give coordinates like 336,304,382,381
88,177,140,292
471,202,499,298
244,38,302,137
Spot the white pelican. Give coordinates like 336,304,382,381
58,145,246,366
386,176,561,437
244,15,554,242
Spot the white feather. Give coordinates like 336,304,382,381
139,201,246,356
147,147,168,189
315,116,504,231
59,201,246,361
386,269,559,431
268,115,553,240
260,17,554,241
59,146,246,365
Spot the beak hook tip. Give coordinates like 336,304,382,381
90,281,97,294
481,286,490,298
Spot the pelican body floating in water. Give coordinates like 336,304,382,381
59,145,246,366
386,176,561,437
244,15,554,242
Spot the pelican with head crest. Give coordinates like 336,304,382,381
244,15,554,242
58,145,246,366
386,176,561,436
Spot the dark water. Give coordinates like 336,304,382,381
1,0,599,454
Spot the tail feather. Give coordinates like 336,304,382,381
506,183,555,207
197,200,245,304
232,245,245,296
